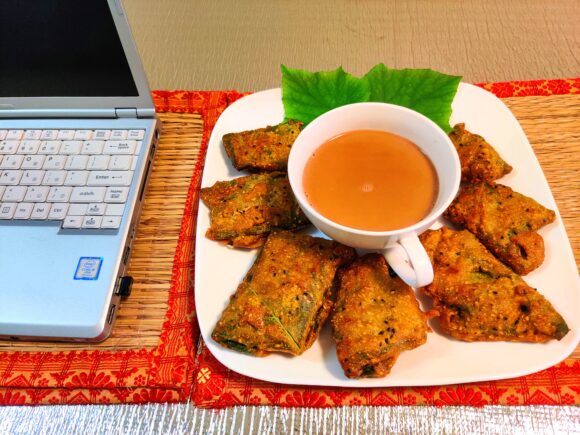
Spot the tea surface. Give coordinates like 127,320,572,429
303,130,438,231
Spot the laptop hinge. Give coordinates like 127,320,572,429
115,108,138,118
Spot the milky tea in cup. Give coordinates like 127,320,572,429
287,103,461,288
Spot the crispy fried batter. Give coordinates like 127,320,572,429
222,120,303,172
449,123,512,182
212,232,357,356
420,228,569,342
200,172,309,248
331,254,428,378
444,182,556,274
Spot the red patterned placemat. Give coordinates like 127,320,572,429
189,79,580,408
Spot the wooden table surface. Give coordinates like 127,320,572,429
123,0,579,91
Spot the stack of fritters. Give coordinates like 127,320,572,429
332,254,429,378
449,123,512,182
202,120,307,247
212,231,356,356
200,172,309,248
445,182,556,275
420,228,569,342
222,120,303,172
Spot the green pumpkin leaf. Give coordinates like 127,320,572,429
281,63,461,132
363,64,461,132
281,65,370,125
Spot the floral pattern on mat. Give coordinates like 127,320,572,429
0,80,577,405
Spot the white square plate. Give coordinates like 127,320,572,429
194,83,580,387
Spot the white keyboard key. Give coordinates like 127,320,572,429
73,130,93,140
0,202,17,219
48,203,69,220
105,186,129,203
20,170,45,186
24,130,42,140
21,155,45,169
2,186,27,202
57,130,75,140
104,140,136,155
24,186,49,202
87,170,133,186
0,186,4,198
86,203,106,215
0,155,24,169
110,130,128,140
0,141,19,154
6,130,23,140
0,131,7,140
39,141,61,154
131,156,138,170
0,170,23,185
71,186,106,203
128,130,145,140
108,155,133,170
62,216,83,229
43,155,67,170
31,203,50,220
48,186,72,202
81,140,105,155
105,203,125,216
93,130,111,140
42,170,66,185
87,155,110,170
14,203,34,220
40,130,58,140
68,203,88,215
101,216,122,229
82,215,102,229
60,140,82,154
17,140,41,154
64,170,89,186
65,155,89,170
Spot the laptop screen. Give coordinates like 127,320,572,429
0,0,139,98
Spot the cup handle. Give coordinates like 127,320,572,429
383,234,433,288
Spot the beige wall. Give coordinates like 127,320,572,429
123,0,580,92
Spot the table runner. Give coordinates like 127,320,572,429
0,80,578,406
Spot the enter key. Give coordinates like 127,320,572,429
87,171,134,186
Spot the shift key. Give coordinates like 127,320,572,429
71,186,106,202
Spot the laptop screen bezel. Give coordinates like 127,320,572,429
0,0,154,118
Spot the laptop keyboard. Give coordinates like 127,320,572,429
0,129,145,230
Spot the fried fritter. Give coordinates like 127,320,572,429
331,254,429,378
444,182,556,275
222,120,303,172
200,172,309,248
449,123,512,182
212,231,356,356
420,228,569,342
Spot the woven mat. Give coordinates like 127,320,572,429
0,81,578,406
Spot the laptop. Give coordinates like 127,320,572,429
0,0,159,341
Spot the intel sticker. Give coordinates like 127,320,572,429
74,257,103,280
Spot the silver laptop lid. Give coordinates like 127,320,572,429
0,0,154,119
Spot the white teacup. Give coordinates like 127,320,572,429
287,102,461,288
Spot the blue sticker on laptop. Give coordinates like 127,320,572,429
74,257,103,280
